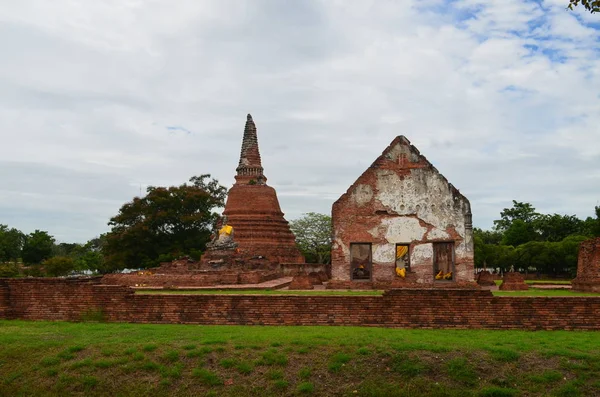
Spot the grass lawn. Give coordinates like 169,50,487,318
1,321,599,396
494,280,572,286
525,280,572,285
492,289,600,297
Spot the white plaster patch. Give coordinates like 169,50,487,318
352,184,373,206
367,225,380,238
374,167,468,239
373,244,395,263
381,217,427,242
426,228,450,240
412,243,433,262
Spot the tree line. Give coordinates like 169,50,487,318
1,174,598,278
0,175,227,277
475,201,600,277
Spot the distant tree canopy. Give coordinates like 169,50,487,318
476,201,600,277
289,212,332,264
0,225,24,262
21,230,55,265
102,174,227,272
568,0,600,13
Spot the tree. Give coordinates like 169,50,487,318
73,236,107,273
493,201,540,232
103,175,227,272
534,214,584,242
502,219,538,246
21,230,55,265
42,256,76,277
582,206,600,237
289,213,332,264
568,0,600,13
0,225,25,262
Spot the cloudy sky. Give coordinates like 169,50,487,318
1,0,599,243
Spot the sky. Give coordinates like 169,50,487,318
0,0,599,243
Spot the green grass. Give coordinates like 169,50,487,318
1,320,600,396
525,280,571,285
136,289,384,295
492,290,600,297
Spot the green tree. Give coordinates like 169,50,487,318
502,219,538,246
289,213,332,264
103,175,226,272
72,237,106,273
568,0,600,13
493,201,540,232
42,256,76,277
474,228,502,245
21,230,55,265
534,214,584,242
52,242,81,257
582,206,600,237
0,225,25,262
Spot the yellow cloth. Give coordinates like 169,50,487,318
396,245,408,259
435,270,444,280
396,267,406,278
219,225,233,236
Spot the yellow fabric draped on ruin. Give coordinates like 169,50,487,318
395,267,406,278
219,225,233,236
396,245,408,259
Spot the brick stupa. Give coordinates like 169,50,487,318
221,114,304,264
572,237,600,292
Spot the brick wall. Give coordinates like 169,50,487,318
101,270,280,287
1,278,600,330
331,136,474,285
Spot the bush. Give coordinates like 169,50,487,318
0,262,19,277
42,256,76,277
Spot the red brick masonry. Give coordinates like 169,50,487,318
1,278,599,330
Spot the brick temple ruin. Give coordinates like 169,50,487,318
572,237,600,292
330,136,475,288
103,114,308,288
218,114,304,264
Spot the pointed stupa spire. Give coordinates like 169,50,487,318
235,114,266,184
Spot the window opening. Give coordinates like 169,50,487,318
350,243,372,281
433,242,454,281
395,244,410,278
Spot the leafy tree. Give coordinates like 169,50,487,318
289,213,332,264
502,219,538,246
103,175,227,272
52,242,81,257
534,214,584,242
0,225,25,262
582,206,600,237
72,237,107,273
493,201,540,232
42,256,76,277
568,0,600,13
474,228,502,269
21,230,55,265
474,228,502,245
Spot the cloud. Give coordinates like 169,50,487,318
0,0,598,242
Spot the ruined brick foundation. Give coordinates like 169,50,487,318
572,237,600,293
2,278,600,330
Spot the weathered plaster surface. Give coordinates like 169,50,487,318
331,136,474,285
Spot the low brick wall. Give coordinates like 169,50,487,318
101,270,279,287
1,278,600,330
